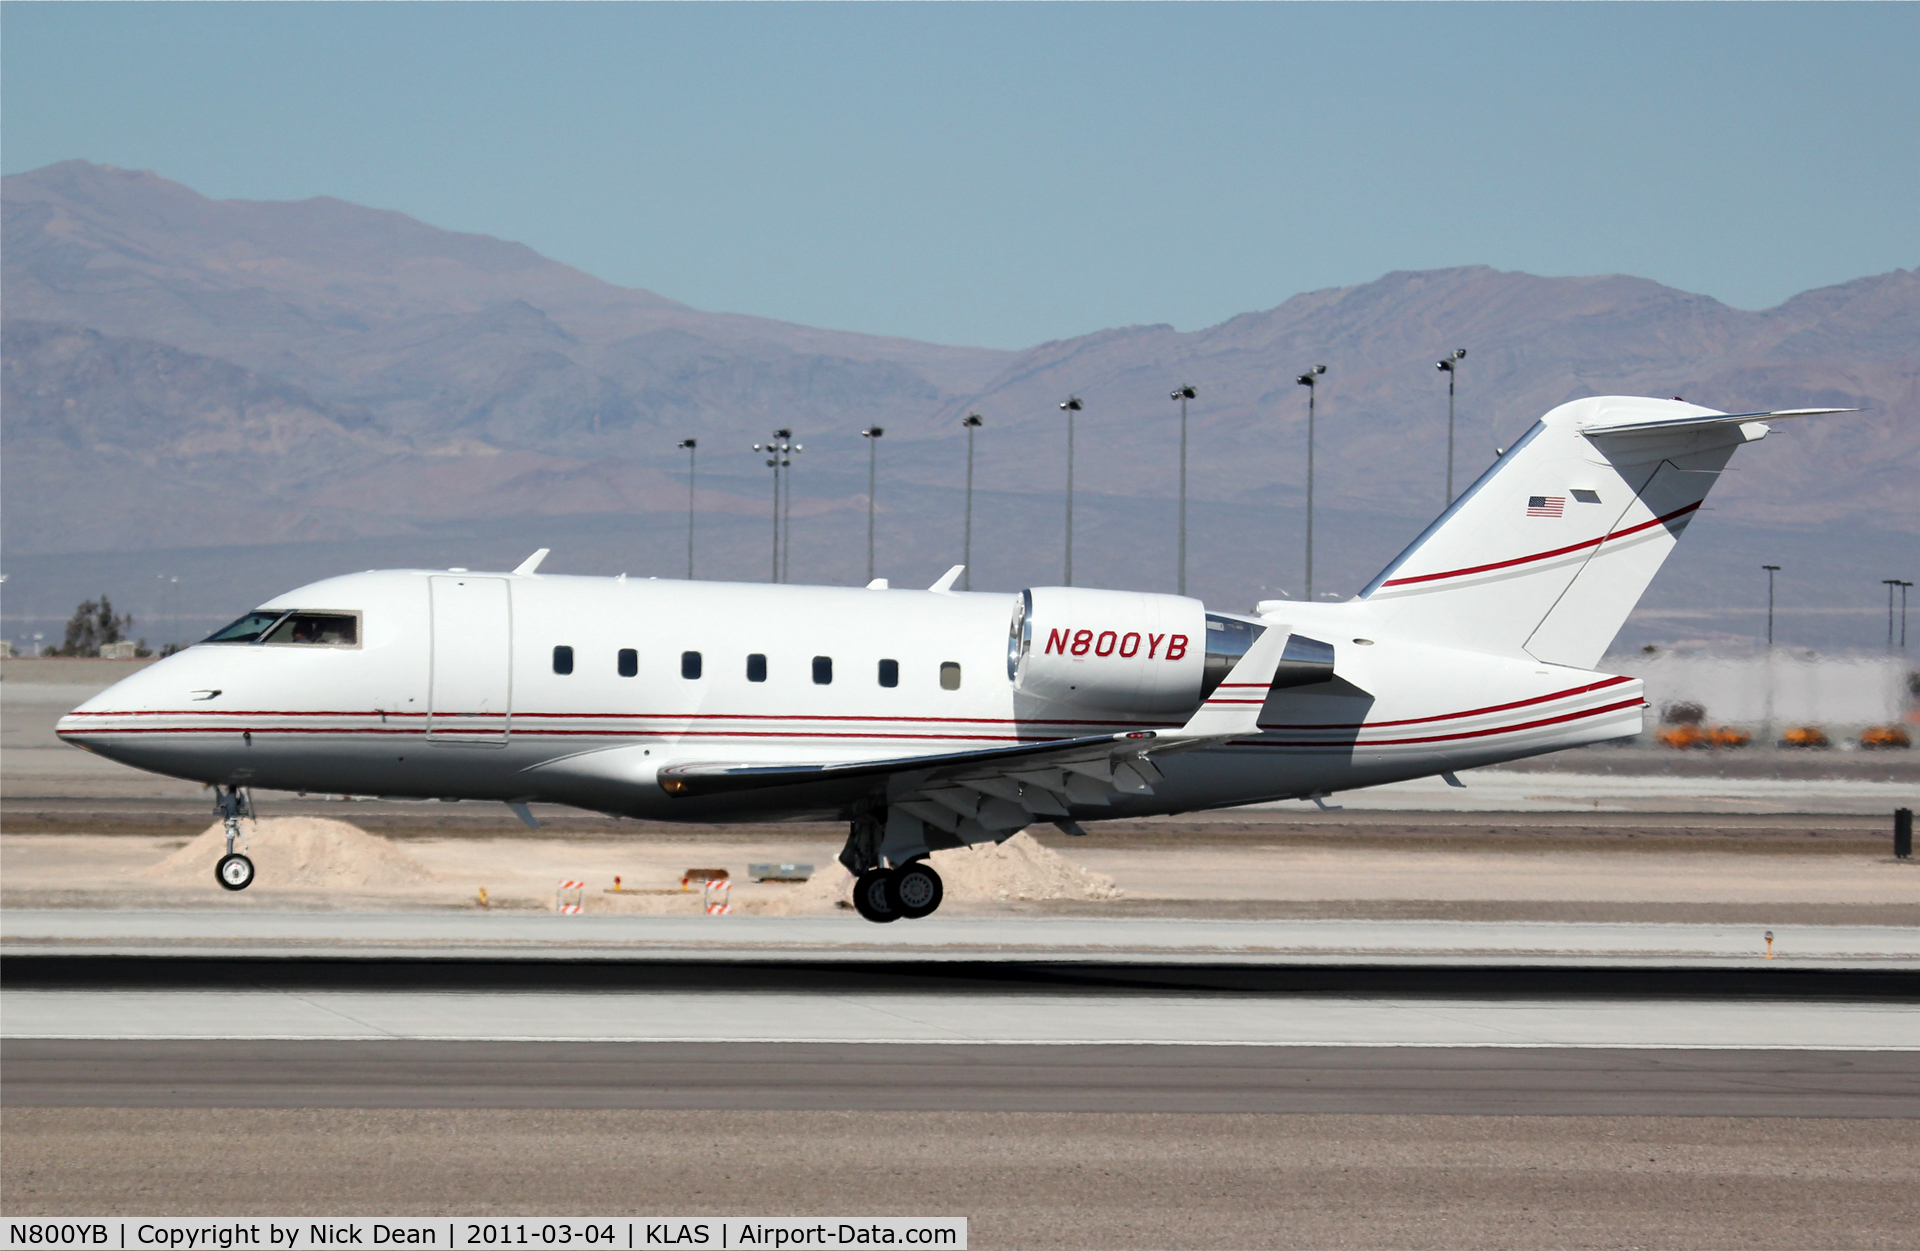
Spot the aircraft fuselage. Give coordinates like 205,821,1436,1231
59,568,1643,823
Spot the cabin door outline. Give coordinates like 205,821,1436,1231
427,575,512,745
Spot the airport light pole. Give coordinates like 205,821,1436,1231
1901,581,1914,649
1762,564,1782,745
1059,397,1083,586
1296,365,1327,601
1436,348,1466,507
777,429,801,584
753,431,796,583
1171,385,1197,597
961,413,983,591
1885,579,1910,650
862,427,884,582
677,439,698,580
156,573,179,654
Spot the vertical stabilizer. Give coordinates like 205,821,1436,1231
1359,397,1773,669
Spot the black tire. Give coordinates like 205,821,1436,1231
216,853,255,891
851,867,898,923
887,861,944,920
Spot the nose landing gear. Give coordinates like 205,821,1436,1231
213,786,255,891
841,810,945,923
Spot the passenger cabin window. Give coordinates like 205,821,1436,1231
812,656,833,685
682,651,702,680
940,662,962,691
553,646,574,675
617,648,638,678
204,611,288,644
747,654,767,682
877,659,899,688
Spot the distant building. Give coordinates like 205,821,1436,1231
98,641,140,659
1627,651,1916,732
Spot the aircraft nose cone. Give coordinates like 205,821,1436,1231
53,652,225,775
57,704,127,759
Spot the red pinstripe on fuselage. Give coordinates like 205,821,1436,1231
58,675,1639,754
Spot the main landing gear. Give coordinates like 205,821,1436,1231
842,811,944,923
213,785,255,891
851,861,945,924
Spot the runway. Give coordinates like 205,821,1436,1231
8,911,1918,966
6,1040,1915,1116
8,941,1917,1239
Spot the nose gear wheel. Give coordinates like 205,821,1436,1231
216,853,255,890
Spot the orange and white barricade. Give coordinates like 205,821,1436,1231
556,879,585,914
680,867,731,915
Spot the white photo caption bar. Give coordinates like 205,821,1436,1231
3,1220,966,1251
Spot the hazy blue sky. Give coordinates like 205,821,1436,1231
5,2,1915,348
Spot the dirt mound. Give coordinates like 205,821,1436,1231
142,817,435,889
930,831,1123,903
759,831,1120,914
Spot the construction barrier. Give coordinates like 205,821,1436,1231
704,877,732,915
556,879,585,914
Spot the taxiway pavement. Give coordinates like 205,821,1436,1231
6,1040,1915,1117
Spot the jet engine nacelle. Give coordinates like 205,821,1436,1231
1008,587,1207,712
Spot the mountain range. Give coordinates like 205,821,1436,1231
3,160,1914,651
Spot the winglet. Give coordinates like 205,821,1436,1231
1171,624,1293,739
929,565,964,594
513,548,550,576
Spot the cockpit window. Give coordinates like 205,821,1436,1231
203,611,289,644
262,612,359,647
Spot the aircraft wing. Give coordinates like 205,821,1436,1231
655,729,1159,799
657,623,1294,844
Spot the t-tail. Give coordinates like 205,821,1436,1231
1359,397,1854,669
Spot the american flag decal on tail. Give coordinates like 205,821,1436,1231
1526,495,1566,518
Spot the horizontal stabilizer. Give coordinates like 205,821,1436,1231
1580,407,1857,436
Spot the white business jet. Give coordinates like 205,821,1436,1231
59,397,1850,921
